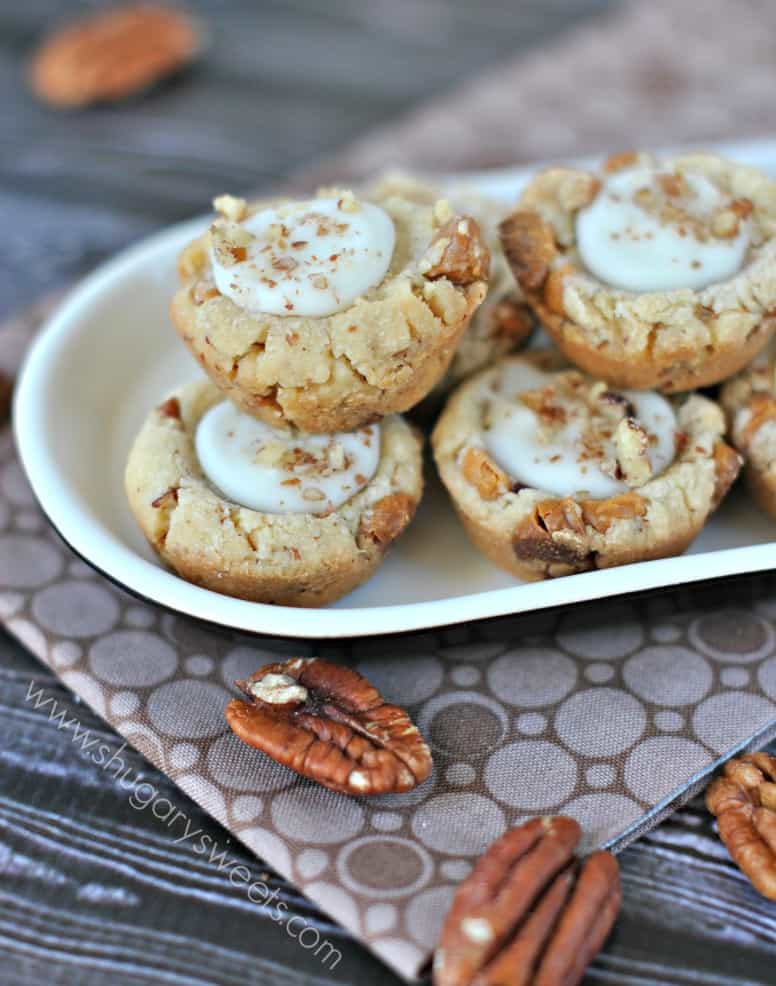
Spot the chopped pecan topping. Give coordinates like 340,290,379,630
589,383,633,421
213,195,248,223
557,174,600,212
656,173,686,198
602,150,639,174
211,221,254,267
419,217,490,285
29,3,200,108
499,211,558,291
731,197,755,219
711,199,752,240
301,486,326,502
192,277,220,305
706,753,776,900
336,190,360,214
615,417,652,487
433,199,454,228
225,657,432,795
157,396,181,420
711,209,740,239
359,492,417,547
433,817,621,986
461,448,509,501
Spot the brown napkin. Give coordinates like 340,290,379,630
7,2,776,978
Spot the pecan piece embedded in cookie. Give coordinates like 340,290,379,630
499,210,558,291
461,447,510,501
706,753,776,900
432,351,739,581
433,817,621,986
225,657,432,795
500,153,776,392
358,492,417,547
419,217,490,284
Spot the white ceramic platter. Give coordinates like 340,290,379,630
14,139,776,638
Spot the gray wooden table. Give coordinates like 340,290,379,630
3,2,776,983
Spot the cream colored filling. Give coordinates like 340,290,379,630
576,167,751,292
195,401,380,514
482,362,677,498
209,195,395,316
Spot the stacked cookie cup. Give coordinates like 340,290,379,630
125,182,491,605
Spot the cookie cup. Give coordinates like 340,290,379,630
432,353,741,581
721,341,776,519
500,153,776,392
171,185,489,433
125,381,424,607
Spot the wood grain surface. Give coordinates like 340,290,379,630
3,1,776,984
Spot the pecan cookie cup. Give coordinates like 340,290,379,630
171,184,489,433
125,381,423,606
721,339,776,519
500,152,776,392
432,352,740,580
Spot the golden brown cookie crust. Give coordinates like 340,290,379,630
432,352,740,581
171,184,489,433
721,340,776,519
125,381,424,606
500,153,776,393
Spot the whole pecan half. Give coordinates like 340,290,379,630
706,752,776,900
29,3,201,108
225,658,432,796
434,817,621,986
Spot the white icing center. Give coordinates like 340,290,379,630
576,167,751,291
482,362,677,499
210,196,395,316
195,401,380,514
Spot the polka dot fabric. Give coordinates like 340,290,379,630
6,311,776,983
